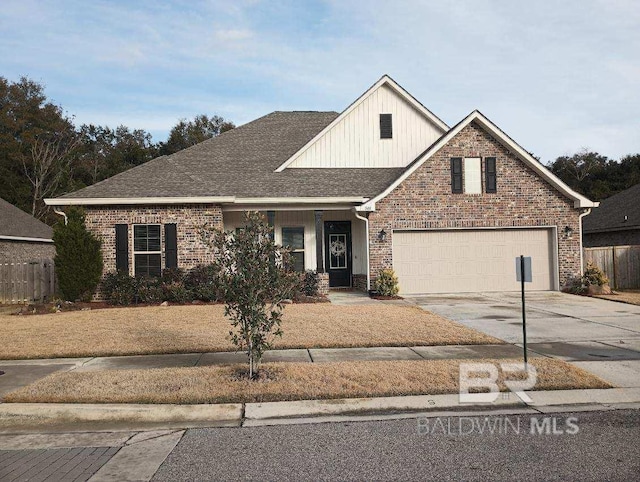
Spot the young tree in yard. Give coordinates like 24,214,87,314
202,212,298,379
53,207,103,302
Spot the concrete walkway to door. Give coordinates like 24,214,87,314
406,291,640,388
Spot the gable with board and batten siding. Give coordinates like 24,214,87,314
276,75,448,170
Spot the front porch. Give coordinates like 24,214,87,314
222,209,369,292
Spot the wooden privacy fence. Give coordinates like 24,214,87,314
0,258,56,304
584,245,640,290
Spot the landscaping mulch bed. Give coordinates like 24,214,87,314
3,358,611,404
594,290,640,306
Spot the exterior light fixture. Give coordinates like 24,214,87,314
378,229,387,242
564,226,573,238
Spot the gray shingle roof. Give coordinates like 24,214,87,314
0,198,53,239
61,111,405,201
583,183,640,233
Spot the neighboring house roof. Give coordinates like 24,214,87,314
359,110,597,210
583,183,640,233
50,111,404,205
0,198,53,241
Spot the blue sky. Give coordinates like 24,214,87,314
1,0,638,163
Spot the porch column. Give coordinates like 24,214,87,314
315,210,324,273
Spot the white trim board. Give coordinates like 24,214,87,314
358,110,598,211
274,75,449,172
0,235,54,243
45,196,369,207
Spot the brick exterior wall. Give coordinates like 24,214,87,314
368,121,585,289
0,240,55,262
352,273,368,292
583,229,640,248
317,272,329,295
84,204,223,278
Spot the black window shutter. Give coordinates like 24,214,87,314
165,224,178,269
485,157,497,193
380,114,392,139
451,157,463,193
115,224,129,272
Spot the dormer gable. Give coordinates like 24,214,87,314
275,75,448,171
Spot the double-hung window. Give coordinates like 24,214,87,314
133,224,162,277
282,227,305,272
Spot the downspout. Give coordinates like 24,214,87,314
53,207,68,225
353,209,370,292
578,208,592,275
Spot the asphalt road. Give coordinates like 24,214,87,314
153,410,640,481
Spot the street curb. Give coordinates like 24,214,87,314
1,388,639,432
0,403,243,433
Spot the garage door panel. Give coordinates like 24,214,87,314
393,229,555,294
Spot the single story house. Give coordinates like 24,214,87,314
45,75,596,295
582,183,640,247
0,197,55,262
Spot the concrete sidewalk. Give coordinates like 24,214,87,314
0,344,534,398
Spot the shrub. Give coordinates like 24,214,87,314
102,271,138,305
161,267,184,284
374,269,399,296
298,270,320,297
184,264,221,301
582,262,609,286
53,207,103,301
136,276,163,303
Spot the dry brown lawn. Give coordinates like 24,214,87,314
596,290,640,306
0,304,501,360
3,358,611,404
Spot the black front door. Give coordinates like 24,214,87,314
324,221,352,288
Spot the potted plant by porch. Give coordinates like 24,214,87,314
583,262,612,295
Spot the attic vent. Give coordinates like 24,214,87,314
380,113,392,139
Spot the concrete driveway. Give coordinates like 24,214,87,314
408,291,640,387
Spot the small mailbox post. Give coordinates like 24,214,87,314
516,255,532,366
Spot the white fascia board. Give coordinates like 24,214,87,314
0,235,54,243
233,197,369,204
44,197,236,206
223,204,360,212
362,111,598,211
274,74,449,172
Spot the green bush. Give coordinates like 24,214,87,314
374,268,399,296
184,264,221,301
102,271,138,305
53,207,103,301
298,270,320,297
136,277,163,303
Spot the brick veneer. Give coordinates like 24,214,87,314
368,121,585,289
84,204,223,277
317,272,330,295
352,274,368,292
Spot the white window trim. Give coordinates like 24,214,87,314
133,223,162,277
282,226,305,271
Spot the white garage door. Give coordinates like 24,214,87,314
393,229,556,294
